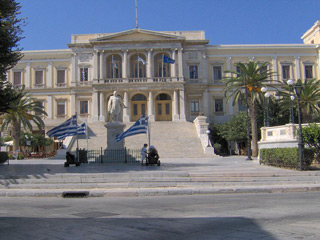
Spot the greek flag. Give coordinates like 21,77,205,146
112,55,118,68
46,115,77,140
77,122,86,135
138,55,146,65
163,55,175,64
115,115,148,142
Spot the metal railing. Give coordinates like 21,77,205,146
85,147,140,164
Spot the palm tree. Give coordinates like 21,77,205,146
277,78,320,123
0,88,47,152
222,61,276,157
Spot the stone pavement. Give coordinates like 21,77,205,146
0,156,320,197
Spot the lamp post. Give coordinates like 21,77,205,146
294,83,304,171
206,129,211,147
287,79,295,124
244,79,252,160
261,87,271,127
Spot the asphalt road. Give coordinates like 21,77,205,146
0,192,319,240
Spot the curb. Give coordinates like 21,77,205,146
1,185,320,198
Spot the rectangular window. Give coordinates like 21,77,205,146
13,72,22,86
282,65,290,80
141,104,146,115
213,66,222,81
189,65,198,79
165,103,170,115
57,102,65,116
34,101,44,116
80,68,88,82
35,70,43,85
80,101,88,115
57,70,65,86
133,104,138,115
157,103,162,115
214,99,224,113
190,100,200,113
305,65,313,79
259,66,268,75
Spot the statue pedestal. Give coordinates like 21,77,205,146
105,122,126,149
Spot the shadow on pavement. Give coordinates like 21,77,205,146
0,216,277,240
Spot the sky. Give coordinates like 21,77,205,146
18,0,320,51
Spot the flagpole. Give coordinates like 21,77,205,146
148,117,151,147
86,118,88,162
137,55,140,78
135,0,138,29
76,113,79,163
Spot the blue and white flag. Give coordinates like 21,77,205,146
138,56,146,65
46,115,77,140
115,115,148,142
77,122,86,136
163,55,175,64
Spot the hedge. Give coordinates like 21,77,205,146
260,148,315,169
0,152,9,164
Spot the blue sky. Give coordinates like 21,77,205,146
19,0,320,50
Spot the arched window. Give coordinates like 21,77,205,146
154,53,170,77
130,54,146,78
107,54,122,78
132,94,147,101
156,93,171,100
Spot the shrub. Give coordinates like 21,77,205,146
17,153,25,160
0,152,9,164
260,148,314,169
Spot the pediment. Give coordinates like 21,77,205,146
89,29,185,43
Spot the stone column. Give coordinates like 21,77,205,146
26,62,30,88
203,90,209,117
178,48,183,78
122,51,128,79
226,56,232,77
71,53,77,86
171,49,176,78
179,89,186,120
99,92,105,121
147,50,152,78
48,62,53,88
100,51,104,80
92,90,99,121
295,56,301,80
70,93,75,116
173,90,179,121
272,57,278,82
123,91,130,122
47,95,53,119
93,50,99,80
148,91,155,121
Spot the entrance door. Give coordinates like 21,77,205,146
131,94,147,121
155,93,172,121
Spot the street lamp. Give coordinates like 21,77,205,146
206,129,211,147
287,79,295,124
294,82,305,171
261,87,271,127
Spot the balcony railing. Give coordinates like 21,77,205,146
34,84,45,89
56,83,67,87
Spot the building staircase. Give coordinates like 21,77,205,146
68,121,206,158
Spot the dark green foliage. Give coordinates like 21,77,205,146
260,148,314,169
0,0,25,114
208,124,229,155
0,151,9,163
301,123,320,163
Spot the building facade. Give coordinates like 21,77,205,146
6,21,320,129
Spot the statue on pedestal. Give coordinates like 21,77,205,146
107,91,126,122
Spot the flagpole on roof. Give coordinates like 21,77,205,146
137,54,140,78
135,0,138,29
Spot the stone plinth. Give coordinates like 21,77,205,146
105,122,126,149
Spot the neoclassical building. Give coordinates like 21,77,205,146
6,21,320,129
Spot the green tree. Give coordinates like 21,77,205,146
1,88,47,152
277,79,320,123
301,123,320,163
223,61,276,157
0,0,25,114
218,112,248,155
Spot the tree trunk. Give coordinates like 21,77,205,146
12,119,21,153
249,99,258,157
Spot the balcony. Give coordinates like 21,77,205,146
34,84,45,89
93,77,183,84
